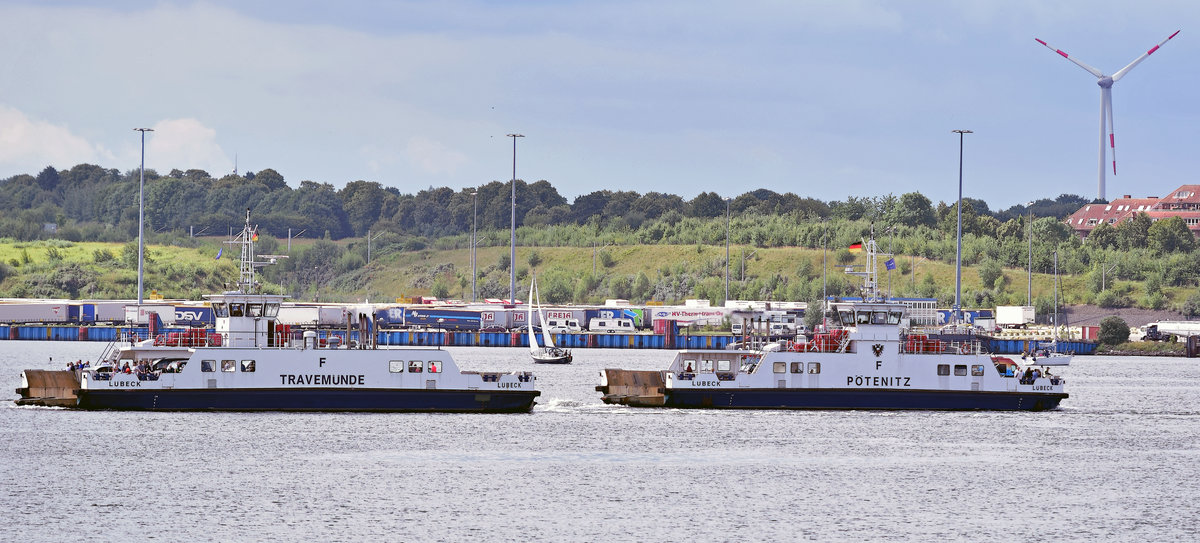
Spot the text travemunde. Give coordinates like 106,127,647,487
280,374,365,386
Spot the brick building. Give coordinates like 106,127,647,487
1064,184,1200,240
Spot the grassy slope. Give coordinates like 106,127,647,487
0,239,1179,307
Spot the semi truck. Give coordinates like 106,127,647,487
1143,321,1200,341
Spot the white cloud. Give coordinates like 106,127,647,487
402,137,468,176
0,104,113,175
145,118,231,176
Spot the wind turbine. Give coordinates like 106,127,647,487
1035,30,1180,201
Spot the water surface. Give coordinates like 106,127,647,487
3,342,1198,541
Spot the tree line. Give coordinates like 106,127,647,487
1,163,1090,243
2,163,1197,315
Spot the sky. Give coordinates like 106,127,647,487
0,1,1197,210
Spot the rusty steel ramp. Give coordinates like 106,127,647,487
15,370,80,407
596,369,667,407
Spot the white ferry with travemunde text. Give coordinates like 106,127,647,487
17,211,539,412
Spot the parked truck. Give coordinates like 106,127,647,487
996,306,1035,328
1143,321,1200,341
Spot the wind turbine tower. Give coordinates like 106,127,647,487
1035,30,1179,201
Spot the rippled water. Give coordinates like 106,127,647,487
3,341,1199,542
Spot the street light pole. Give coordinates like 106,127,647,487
822,219,828,330
1027,208,1034,306
471,190,478,303
133,127,154,305
952,129,972,325
506,134,523,303
724,197,731,305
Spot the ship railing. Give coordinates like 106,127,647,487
899,337,986,355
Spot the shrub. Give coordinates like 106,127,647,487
1099,316,1130,345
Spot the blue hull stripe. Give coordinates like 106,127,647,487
75,388,540,413
666,388,1067,411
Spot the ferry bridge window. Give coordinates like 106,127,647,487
409,360,423,373
241,360,256,372
213,303,228,318
937,364,950,376
701,360,715,373
428,361,441,373
773,362,786,373
682,359,697,372
264,303,280,318
953,364,967,376
247,304,263,317
790,362,803,373
857,312,871,324
971,365,985,376
872,311,887,324
389,360,405,373
838,310,853,325
717,359,731,372
229,303,245,317
201,360,216,372
808,362,821,374
888,312,902,325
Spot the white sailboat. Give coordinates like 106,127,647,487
528,275,572,364
1028,250,1072,366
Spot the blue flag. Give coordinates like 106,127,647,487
215,247,223,260
885,258,896,270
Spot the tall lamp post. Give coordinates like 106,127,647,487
822,219,828,330
471,190,478,303
952,129,972,325
724,197,731,305
133,127,154,305
1027,207,1034,306
506,133,523,302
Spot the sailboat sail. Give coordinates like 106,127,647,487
527,280,539,355
535,280,556,349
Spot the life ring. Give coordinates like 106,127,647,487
959,343,971,355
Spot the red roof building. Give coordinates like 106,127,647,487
1065,184,1200,239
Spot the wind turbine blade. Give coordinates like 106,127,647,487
1106,89,1117,175
1035,37,1104,78
1112,30,1180,81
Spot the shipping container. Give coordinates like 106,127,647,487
0,302,69,323
173,305,215,327
124,304,176,325
402,307,483,331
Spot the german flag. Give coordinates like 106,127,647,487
251,230,259,242
848,242,863,253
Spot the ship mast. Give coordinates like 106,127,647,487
844,234,892,303
225,208,286,295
